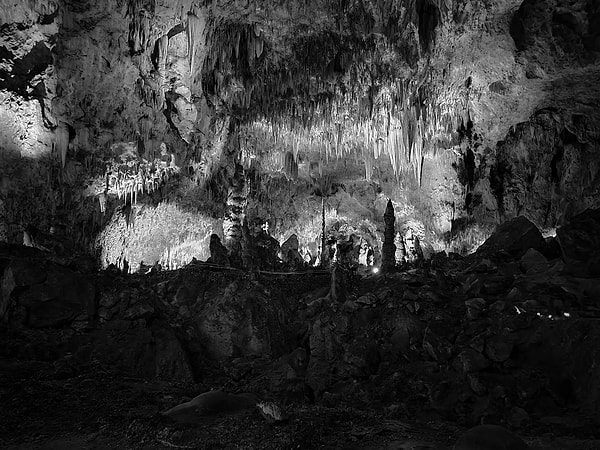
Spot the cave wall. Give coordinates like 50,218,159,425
427,0,600,234
0,0,220,265
0,0,599,263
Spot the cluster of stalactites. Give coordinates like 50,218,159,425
101,158,179,210
127,0,153,54
136,75,164,110
237,73,472,185
205,22,265,70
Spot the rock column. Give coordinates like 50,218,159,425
394,232,406,266
223,164,246,256
381,199,396,273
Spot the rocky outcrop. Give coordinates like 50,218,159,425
3,209,600,430
1,254,96,327
476,215,545,258
0,246,194,382
557,208,600,277
295,210,600,426
194,279,288,359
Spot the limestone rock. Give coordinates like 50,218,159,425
5,259,96,328
87,318,193,382
280,234,299,258
256,401,288,424
404,229,424,263
465,298,486,320
453,424,530,450
195,280,287,359
520,248,550,274
306,316,339,397
280,234,304,268
208,234,230,266
422,326,453,363
381,200,396,272
557,208,600,277
455,348,491,373
476,216,545,258
123,302,155,320
485,335,514,362
394,232,406,265
254,230,281,270
162,390,257,423
356,293,378,307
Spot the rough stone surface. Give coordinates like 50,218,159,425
476,216,546,258
557,208,600,276
453,424,530,450
194,279,288,360
1,257,95,328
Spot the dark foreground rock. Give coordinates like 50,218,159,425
453,424,530,450
1,256,96,327
557,208,600,277
2,210,600,448
476,216,545,258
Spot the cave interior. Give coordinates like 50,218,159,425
1,0,600,448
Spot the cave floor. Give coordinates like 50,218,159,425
1,364,599,450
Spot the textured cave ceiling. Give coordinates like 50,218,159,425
0,0,599,269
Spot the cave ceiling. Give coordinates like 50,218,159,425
0,0,599,263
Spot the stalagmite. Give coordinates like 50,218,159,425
394,232,406,266
223,164,246,256
381,199,396,273
98,193,107,213
320,197,329,268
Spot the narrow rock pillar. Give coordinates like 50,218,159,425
381,199,396,273
223,163,245,256
320,197,329,267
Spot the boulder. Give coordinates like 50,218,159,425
85,318,193,382
454,348,491,373
476,216,545,258
280,234,300,260
254,231,281,270
465,298,486,320
195,280,287,359
485,334,514,363
453,424,530,450
208,234,230,266
520,248,550,274
557,208,600,277
422,326,453,363
162,390,257,423
306,316,340,397
2,258,95,327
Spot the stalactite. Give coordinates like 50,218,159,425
98,193,107,213
157,35,168,75
55,123,69,169
187,14,205,74
365,153,373,181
